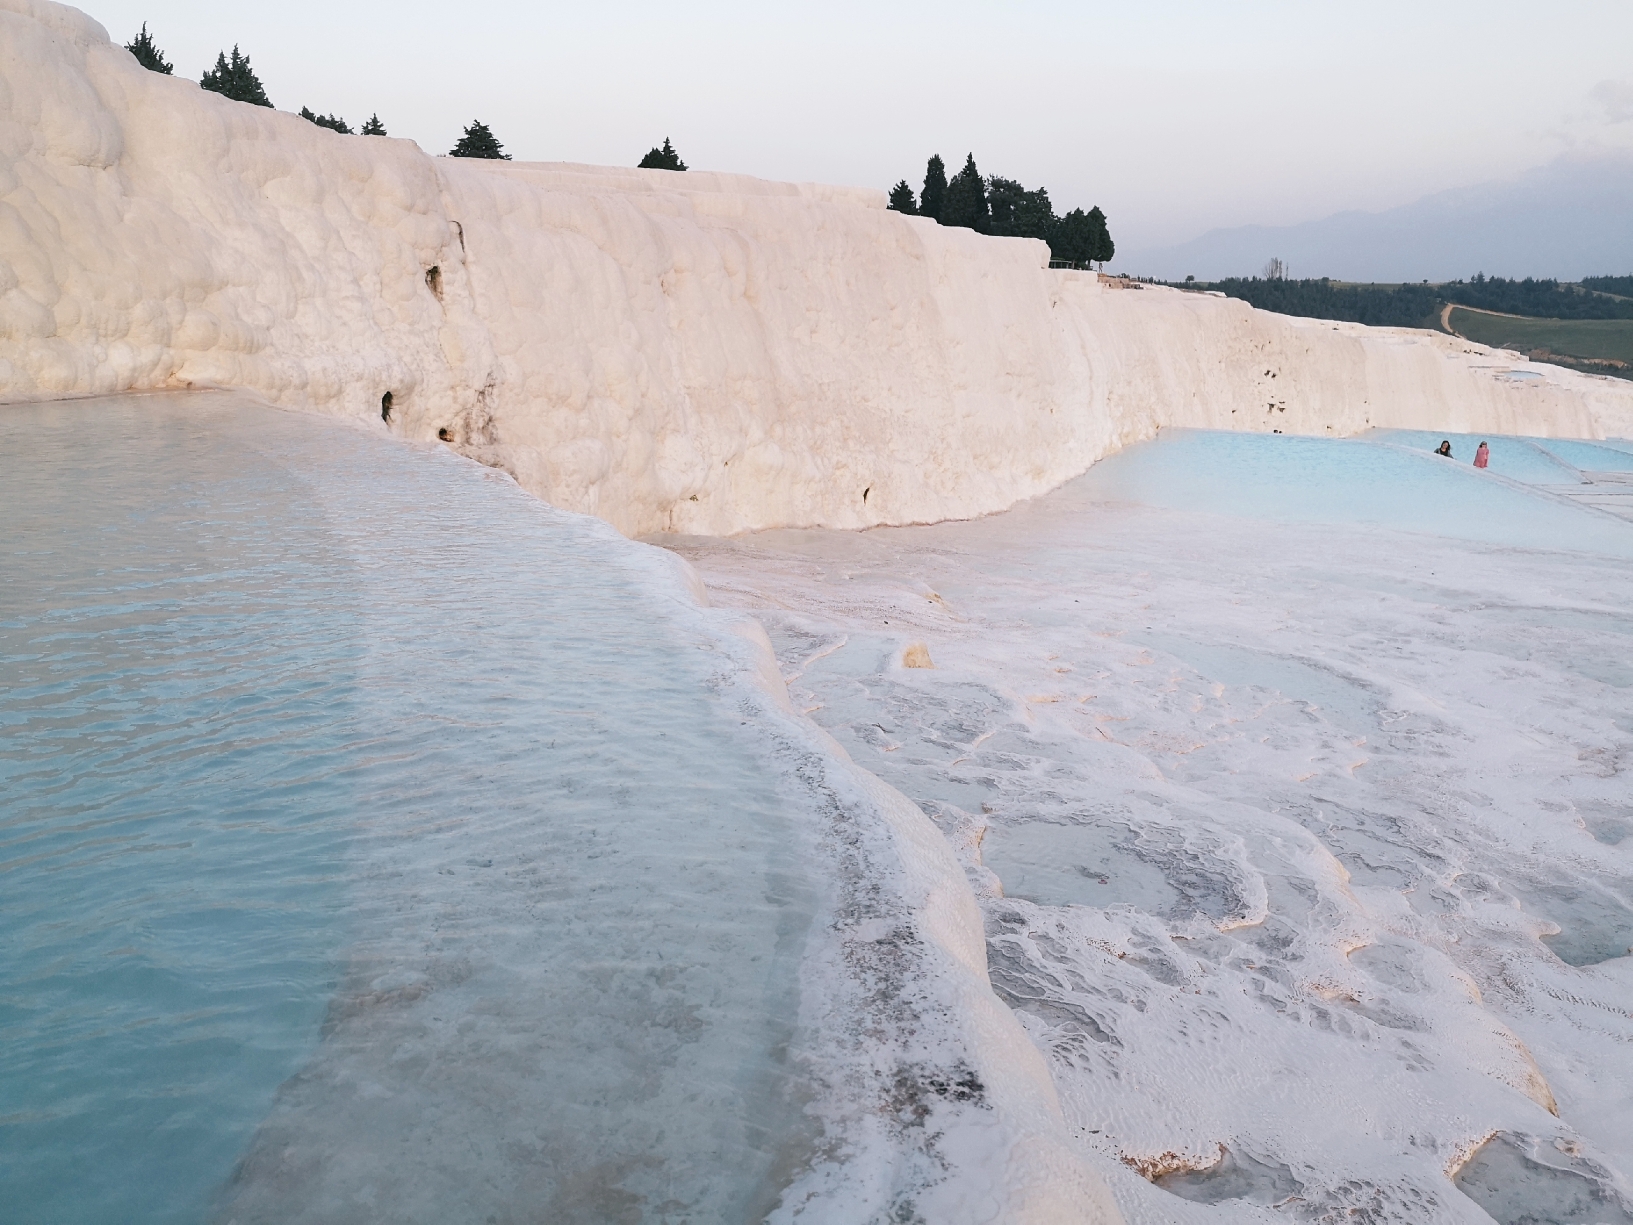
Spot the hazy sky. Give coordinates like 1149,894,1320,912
87,0,1633,249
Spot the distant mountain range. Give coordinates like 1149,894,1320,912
1116,153,1633,284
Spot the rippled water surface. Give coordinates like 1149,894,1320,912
1,394,816,1223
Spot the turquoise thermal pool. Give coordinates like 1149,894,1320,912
1,394,818,1224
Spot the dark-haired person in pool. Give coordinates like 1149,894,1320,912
1435,440,1452,457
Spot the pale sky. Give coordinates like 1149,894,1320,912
85,0,1633,250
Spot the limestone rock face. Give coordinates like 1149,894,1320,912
4,0,1632,537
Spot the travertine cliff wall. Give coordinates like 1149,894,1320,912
5,0,1632,536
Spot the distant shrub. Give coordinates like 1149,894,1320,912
360,114,387,136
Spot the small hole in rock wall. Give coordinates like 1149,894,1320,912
381,391,394,422
438,427,451,441
426,266,442,297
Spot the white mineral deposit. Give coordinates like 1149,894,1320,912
4,0,1632,1222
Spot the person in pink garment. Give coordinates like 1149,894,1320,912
1474,441,1490,469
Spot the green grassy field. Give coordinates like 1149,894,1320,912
1449,307,1633,367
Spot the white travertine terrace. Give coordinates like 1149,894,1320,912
4,0,1631,538
9,5,1633,1222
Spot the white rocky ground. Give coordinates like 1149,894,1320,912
665,431,1633,1224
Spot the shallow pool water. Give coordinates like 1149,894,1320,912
1366,429,1585,484
1078,429,1633,555
1523,436,1633,473
1,395,818,1223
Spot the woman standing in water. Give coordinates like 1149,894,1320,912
1474,441,1490,468
1436,440,1453,457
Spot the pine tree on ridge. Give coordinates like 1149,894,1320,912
940,153,989,232
125,24,172,74
1086,206,1114,266
450,121,511,159
200,46,272,107
638,138,687,171
919,155,947,222
887,180,917,214
361,114,387,136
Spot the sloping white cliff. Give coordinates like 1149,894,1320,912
4,0,1632,542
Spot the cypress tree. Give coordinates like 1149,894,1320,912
920,154,947,222
638,138,687,171
299,107,353,134
125,24,172,74
1087,206,1114,266
360,114,387,136
450,121,511,159
940,153,989,232
887,180,917,214
200,46,272,107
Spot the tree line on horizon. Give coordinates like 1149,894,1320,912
124,23,693,170
1184,272,1633,330
1583,275,1633,299
887,154,1114,268
1443,273,1633,320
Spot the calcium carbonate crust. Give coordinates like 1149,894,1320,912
5,0,1632,540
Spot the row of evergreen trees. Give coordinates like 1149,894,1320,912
126,23,684,167
122,23,512,157
888,154,1114,267
298,108,388,137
